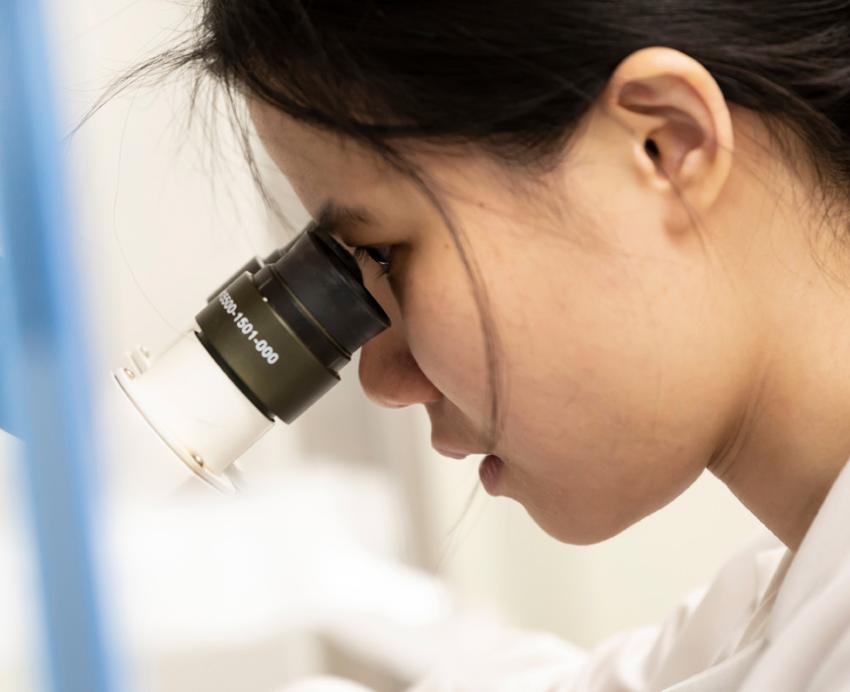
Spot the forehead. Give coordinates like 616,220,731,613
248,96,400,220
249,97,387,180
247,96,522,238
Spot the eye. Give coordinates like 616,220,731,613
352,245,394,278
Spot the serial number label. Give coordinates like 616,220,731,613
218,290,280,365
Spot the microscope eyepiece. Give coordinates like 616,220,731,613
254,222,389,370
113,218,391,489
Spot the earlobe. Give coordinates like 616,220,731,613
605,47,734,219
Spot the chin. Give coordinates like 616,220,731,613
525,506,632,546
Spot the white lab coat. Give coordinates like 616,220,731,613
280,457,850,691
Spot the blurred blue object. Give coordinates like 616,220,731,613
0,1,120,691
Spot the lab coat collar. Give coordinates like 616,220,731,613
767,456,850,638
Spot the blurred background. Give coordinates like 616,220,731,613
0,0,765,690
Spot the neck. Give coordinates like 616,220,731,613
704,117,850,551
708,348,850,549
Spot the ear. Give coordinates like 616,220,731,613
602,47,734,226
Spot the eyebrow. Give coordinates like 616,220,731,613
315,201,375,236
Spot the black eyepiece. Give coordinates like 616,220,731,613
194,218,391,423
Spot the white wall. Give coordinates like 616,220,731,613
0,1,770,688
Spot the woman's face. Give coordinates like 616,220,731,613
248,86,749,545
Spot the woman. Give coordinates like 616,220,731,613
130,1,850,689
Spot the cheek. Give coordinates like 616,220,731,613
384,210,741,544
396,251,493,419
407,298,490,410
474,239,740,542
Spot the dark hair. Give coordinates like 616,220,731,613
86,0,850,459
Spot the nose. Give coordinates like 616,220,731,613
358,326,442,408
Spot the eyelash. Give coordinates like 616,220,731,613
352,245,394,278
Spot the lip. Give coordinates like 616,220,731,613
479,454,504,495
432,446,471,460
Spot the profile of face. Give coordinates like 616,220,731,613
249,47,761,545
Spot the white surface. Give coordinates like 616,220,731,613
276,678,374,692
102,464,440,656
0,448,458,691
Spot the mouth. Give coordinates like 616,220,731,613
432,445,471,460
431,438,505,494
